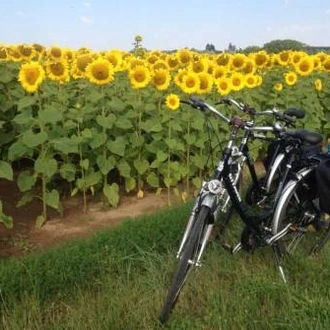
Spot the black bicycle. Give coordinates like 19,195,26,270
158,96,326,323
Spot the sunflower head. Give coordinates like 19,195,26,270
274,82,283,92
176,49,193,66
216,76,231,96
294,56,314,76
46,60,70,83
284,71,297,86
229,72,245,91
165,94,180,111
18,61,45,93
151,68,171,91
196,72,213,94
85,58,115,85
129,65,151,89
314,78,322,92
180,71,199,94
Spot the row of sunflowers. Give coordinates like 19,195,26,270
0,43,330,227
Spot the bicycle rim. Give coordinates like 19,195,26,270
159,206,210,323
274,171,328,257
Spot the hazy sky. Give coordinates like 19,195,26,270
1,0,330,51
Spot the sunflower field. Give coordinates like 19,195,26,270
0,43,330,227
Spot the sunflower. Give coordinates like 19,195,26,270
85,58,115,85
196,72,213,94
322,56,330,72
275,50,291,66
166,54,180,71
174,69,188,88
189,58,209,74
18,61,45,93
314,78,322,91
294,56,314,76
214,53,230,67
180,71,199,94
127,58,147,71
176,49,193,66
47,45,64,61
229,72,245,91
244,74,258,89
17,44,35,61
151,68,171,91
216,76,231,96
104,50,123,72
251,51,269,68
46,60,70,83
129,65,151,89
274,82,283,92
241,59,256,74
165,93,180,111
212,65,227,79
7,46,21,62
229,53,247,71
71,53,94,79
152,59,170,72
0,46,8,60
284,71,297,86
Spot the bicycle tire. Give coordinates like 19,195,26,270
159,206,210,323
272,168,329,257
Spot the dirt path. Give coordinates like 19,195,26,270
0,179,181,258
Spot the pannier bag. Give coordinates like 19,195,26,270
316,158,330,215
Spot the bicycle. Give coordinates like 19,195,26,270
158,96,324,323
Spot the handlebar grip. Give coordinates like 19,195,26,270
284,108,305,119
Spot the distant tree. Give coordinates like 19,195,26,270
263,39,307,53
205,43,216,52
227,42,237,53
242,45,262,54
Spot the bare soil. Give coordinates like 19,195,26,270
0,179,180,258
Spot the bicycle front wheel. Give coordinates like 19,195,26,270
159,206,211,323
272,168,329,257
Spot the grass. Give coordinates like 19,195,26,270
1,200,330,329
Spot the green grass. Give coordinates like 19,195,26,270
1,201,330,329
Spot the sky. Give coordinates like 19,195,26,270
1,0,330,52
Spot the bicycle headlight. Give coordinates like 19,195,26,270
207,179,223,194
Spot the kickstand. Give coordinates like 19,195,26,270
272,244,287,283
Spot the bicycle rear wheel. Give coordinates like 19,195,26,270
159,206,211,323
272,169,330,257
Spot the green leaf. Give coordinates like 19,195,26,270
156,150,168,162
45,189,60,209
0,201,13,228
16,192,34,207
17,95,37,110
35,157,58,178
116,118,133,129
22,130,48,148
103,183,120,207
107,136,126,156
117,159,131,178
133,159,149,175
89,132,107,149
146,172,159,188
77,170,102,189
12,110,34,126
0,161,13,180
96,113,116,129
38,107,63,125
17,171,36,192
80,159,90,170
96,154,116,175
51,137,79,154
125,177,136,192
35,215,46,228
8,141,30,161
59,163,76,182
140,119,163,132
